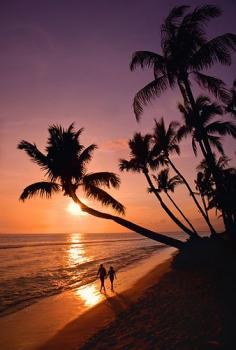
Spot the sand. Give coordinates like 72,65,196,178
0,247,174,350
2,243,235,350
81,256,236,350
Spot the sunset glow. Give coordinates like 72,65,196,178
0,0,235,235
66,202,87,216
1,2,236,349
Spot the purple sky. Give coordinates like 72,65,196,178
0,0,236,234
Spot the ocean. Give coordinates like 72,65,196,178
0,232,180,318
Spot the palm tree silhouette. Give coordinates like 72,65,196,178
152,117,216,235
178,95,236,156
178,95,236,233
195,171,212,220
130,4,236,233
225,79,236,117
119,132,197,237
18,123,184,249
130,4,236,120
153,169,197,234
196,156,236,230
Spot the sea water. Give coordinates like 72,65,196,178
0,232,182,317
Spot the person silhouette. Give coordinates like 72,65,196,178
97,264,107,292
107,266,116,291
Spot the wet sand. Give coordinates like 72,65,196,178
81,254,236,350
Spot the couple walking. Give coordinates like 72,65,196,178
97,264,116,292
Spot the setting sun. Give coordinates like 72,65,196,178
66,202,87,216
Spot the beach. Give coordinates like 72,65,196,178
2,243,234,350
0,247,175,350
81,248,236,350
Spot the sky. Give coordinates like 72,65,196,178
0,0,235,234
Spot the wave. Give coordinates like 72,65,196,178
0,244,165,317
0,237,147,250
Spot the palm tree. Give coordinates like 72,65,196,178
225,79,236,117
178,96,236,232
197,156,236,234
152,117,216,235
130,4,236,234
119,132,197,237
18,123,184,249
195,171,212,219
130,4,236,120
178,95,236,156
153,169,197,234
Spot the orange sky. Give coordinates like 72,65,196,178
0,0,235,234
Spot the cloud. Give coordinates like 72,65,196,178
100,138,128,152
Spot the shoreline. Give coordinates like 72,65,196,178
0,247,175,350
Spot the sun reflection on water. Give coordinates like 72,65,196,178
67,233,89,266
76,284,102,307
67,233,102,307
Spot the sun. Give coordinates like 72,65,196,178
66,201,87,216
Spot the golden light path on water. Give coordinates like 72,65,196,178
68,233,103,307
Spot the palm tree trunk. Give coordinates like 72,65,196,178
200,194,209,219
178,80,189,106
70,192,184,249
143,172,197,237
167,157,217,235
166,192,198,234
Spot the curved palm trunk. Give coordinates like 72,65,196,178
70,192,184,249
143,172,197,237
167,157,216,235
166,192,198,234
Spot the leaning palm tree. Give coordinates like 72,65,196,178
130,4,236,120
18,123,184,249
119,132,197,237
152,117,216,235
153,169,197,234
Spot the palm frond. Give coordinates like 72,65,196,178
133,76,168,120
190,4,221,22
83,183,125,215
206,121,236,138
195,95,211,106
192,138,198,156
177,125,190,141
192,72,226,99
83,172,121,189
78,144,97,166
164,5,189,29
207,135,224,155
168,174,183,191
119,159,140,173
130,51,165,77
182,5,221,30
19,182,61,201
190,34,236,70
18,141,49,170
